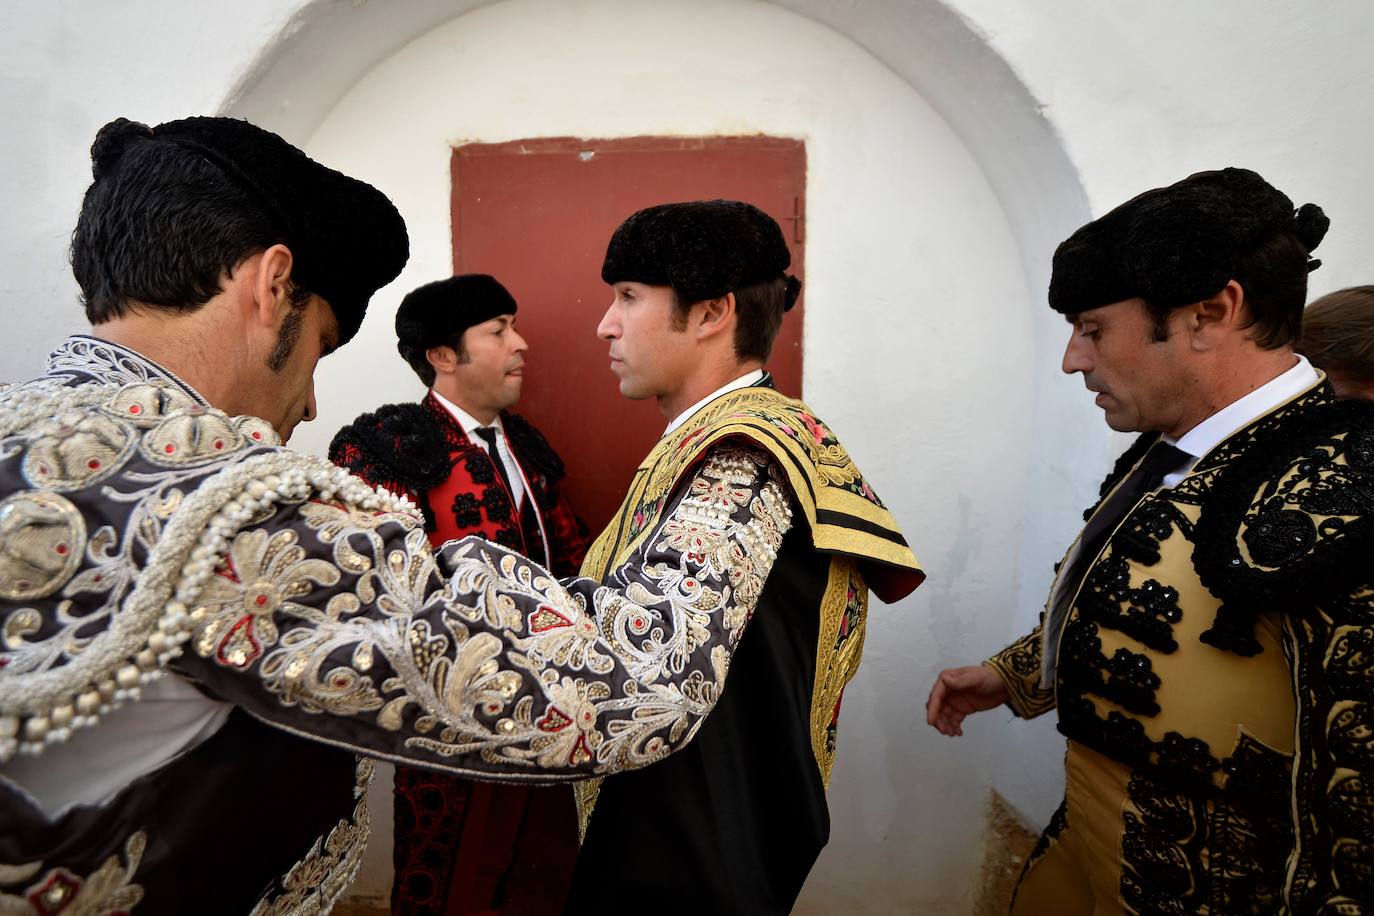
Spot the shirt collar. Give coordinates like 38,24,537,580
663,369,767,437
46,335,209,405
1168,354,1321,460
430,389,502,437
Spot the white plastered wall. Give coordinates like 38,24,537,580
4,1,1374,913
298,2,1034,910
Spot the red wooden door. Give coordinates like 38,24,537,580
452,136,806,533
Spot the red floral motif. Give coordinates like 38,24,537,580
530,604,573,633
797,411,832,444
674,426,707,455
216,554,240,582
569,733,594,765
537,707,572,732
27,870,81,916
216,617,263,669
191,529,338,671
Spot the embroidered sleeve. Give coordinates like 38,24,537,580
171,443,792,780
985,623,1056,719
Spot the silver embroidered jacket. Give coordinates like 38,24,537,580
0,338,792,914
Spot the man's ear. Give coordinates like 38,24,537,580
695,292,736,342
1188,280,1245,351
249,243,296,329
426,344,459,374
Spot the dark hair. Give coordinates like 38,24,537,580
266,285,314,371
1142,229,1315,348
670,276,789,362
399,335,471,387
1297,285,1374,382
71,129,289,323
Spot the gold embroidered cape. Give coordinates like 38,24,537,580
574,384,923,832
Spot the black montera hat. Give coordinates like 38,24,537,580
601,200,801,310
89,116,409,345
395,274,518,352
1049,167,1329,315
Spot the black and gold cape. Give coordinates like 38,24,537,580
568,380,922,915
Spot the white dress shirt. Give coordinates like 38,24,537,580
663,369,767,437
1161,355,1320,486
2,677,232,818
431,390,527,509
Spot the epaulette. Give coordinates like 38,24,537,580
328,402,452,494
1192,396,1374,654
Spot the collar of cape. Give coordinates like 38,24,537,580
46,335,209,406
580,378,923,605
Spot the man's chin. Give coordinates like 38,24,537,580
618,379,652,401
1101,411,1142,434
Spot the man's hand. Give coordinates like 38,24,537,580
926,665,1010,736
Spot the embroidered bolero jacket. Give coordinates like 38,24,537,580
0,338,800,913
987,381,1374,913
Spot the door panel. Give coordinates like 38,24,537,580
452,136,806,533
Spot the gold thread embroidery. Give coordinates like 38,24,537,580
0,491,87,602
809,558,867,786
0,830,146,915
250,758,374,915
21,412,133,491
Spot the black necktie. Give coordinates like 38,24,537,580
1057,439,1193,615
473,427,517,506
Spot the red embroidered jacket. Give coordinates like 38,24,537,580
328,392,589,575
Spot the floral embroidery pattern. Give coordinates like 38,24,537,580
21,411,133,490
191,528,341,669
250,759,374,915
0,339,805,912
172,445,792,782
986,623,1057,720
0,342,391,760
0,830,146,915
